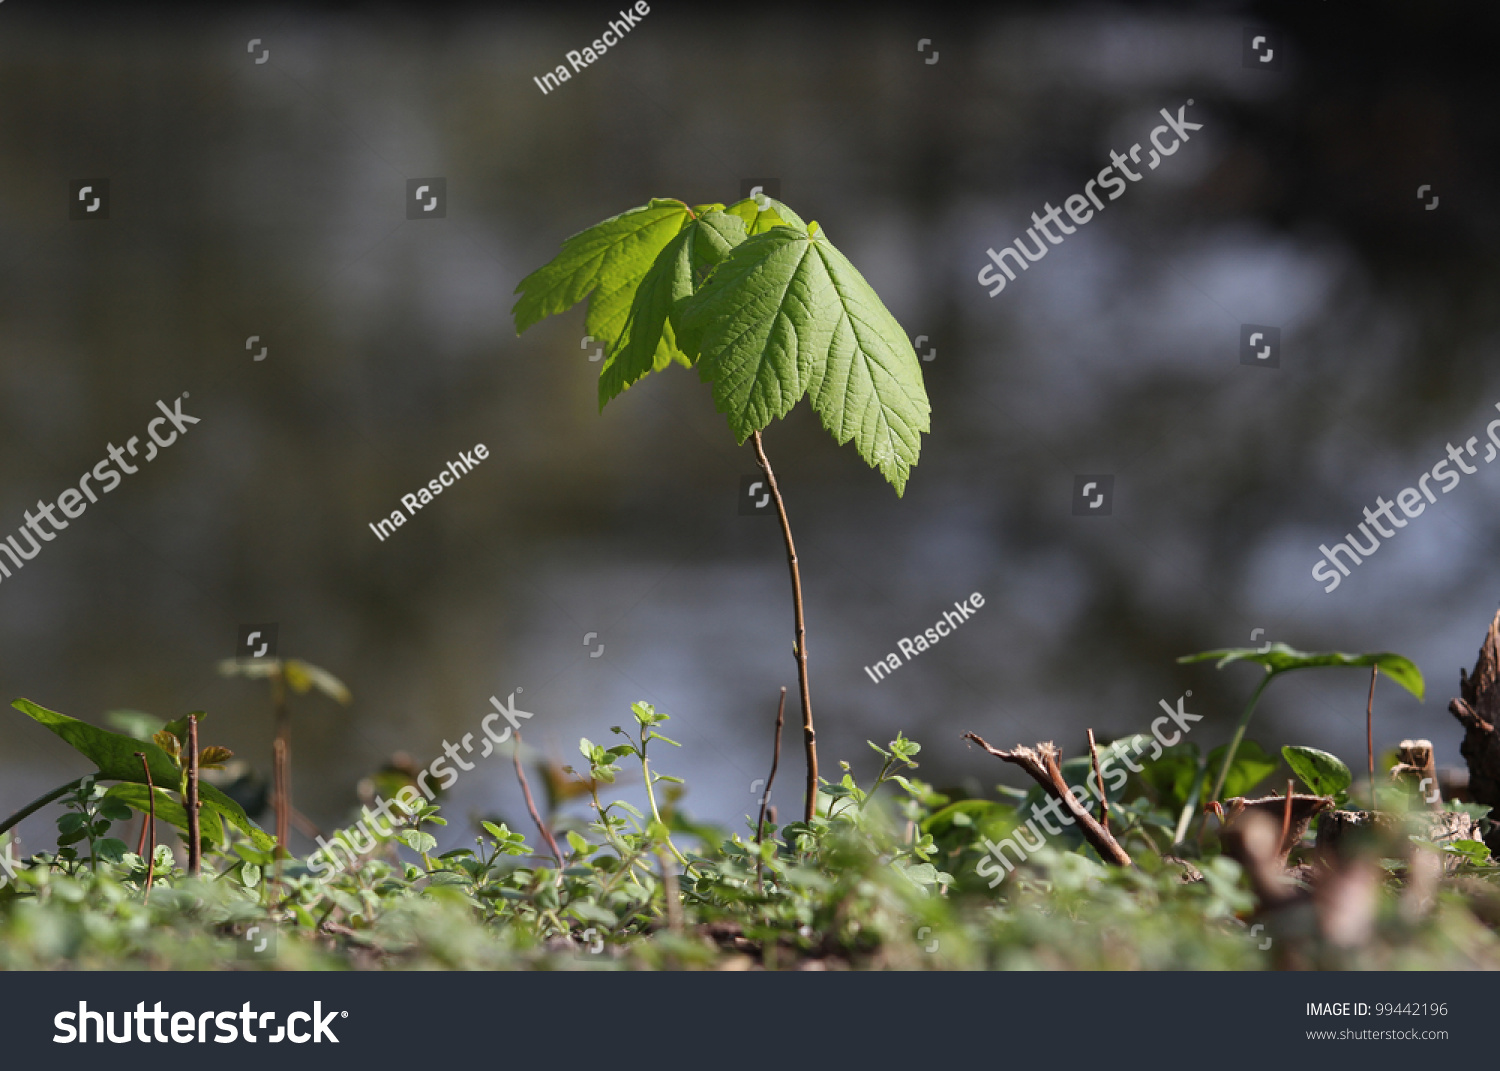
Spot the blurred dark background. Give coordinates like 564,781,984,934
3,0,1499,854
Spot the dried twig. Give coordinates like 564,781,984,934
1280,779,1294,854
186,714,202,877
272,668,290,882
1086,729,1110,832
135,752,157,900
751,431,818,822
963,732,1132,866
512,730,564,868
756,687,786,890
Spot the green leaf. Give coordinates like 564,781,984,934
400,829,437,854
513,199,695,348
901,862,940,887
1281,745,1353,798
199,783,276,852
161,712,204,744
680,224,930,494
568,900,618,928
921,799,1015,844
724,195,807,235
1137,743,1201,811
1206,740,1279,800
1177,644,1424,701
94,838,127,864
105,710,165,742
97,798,134,823
103,781,274,852
1443,839,1492,867
13,698,181,787
283,660,352,705
598,209,748,409
104,783,211,845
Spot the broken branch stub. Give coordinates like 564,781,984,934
963,732,1132,867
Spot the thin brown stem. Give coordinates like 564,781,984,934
750,430,817,823
512,730,564,868
135,752,157,900
1366,664,1379,813
756,687,787,891
272,667,290,880
186,714,202,877
963,732,1132,867
1280,778,1293,856
1086,729,1110,832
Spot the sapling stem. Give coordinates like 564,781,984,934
512,730,564,869
1207,672,1274,805
640,739,689,869
271,666,290,881
136,752,157,900
1366,664,1379,813
1087,729,1110,832
186,714,202,877
750,430,818,823
756,687,786,892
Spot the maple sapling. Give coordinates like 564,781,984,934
513,194,932,821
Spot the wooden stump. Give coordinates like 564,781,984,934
1450,608,1500,852
1316,808,1482,872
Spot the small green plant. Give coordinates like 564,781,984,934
1175,644,1424,839
1282,745,1353,803
513,195,933,821
0,699,273,856
218,656,351,868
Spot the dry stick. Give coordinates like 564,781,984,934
271,666,290,881
751,430,818,823
186,715,202,877
135,752,157,900
1366,664,1379,814
1086,729,1110,832
964,733,1132,866
756,688,787,891
1280,778,1294,856
512,730,564,868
